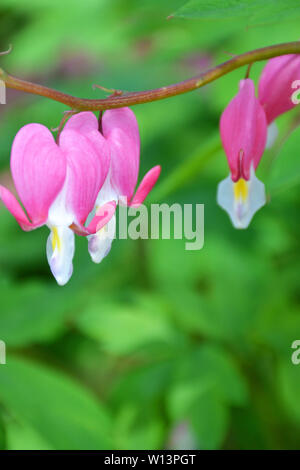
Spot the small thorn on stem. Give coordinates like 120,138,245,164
93,83,123,97
0,44,13,56
52,110,78,143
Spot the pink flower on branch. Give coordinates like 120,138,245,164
0,108,160,284
259,54,300,124
0,118,114,285
258,54,300,147
217,79,267,229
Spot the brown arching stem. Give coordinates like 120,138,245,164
0,41,300,111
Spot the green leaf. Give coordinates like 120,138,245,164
0,356,112,450
0,280,74,347
76,293,186,356
167,344,248,449
189,390,229,450
6,420,53,450
148,236,268,342
253,308,300,356
168,376,213,419
172,344,248,408
277,360,300,423
114,405,165,450
149,134,221,202
173,0,262,19
173,0,300,25
111,362,173,407
267,128,300,194
167,379,229,449
0,411,6,450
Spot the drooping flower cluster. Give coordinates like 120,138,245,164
0,108,160,285
218,54,300,229
0,53,299,284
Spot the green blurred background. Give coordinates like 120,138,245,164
0,0,299,450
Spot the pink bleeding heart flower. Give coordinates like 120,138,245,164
258,54,300,148
0,118,115,285
217,78,267,229
64,108,161,264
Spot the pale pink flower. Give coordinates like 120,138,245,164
0,118,115,285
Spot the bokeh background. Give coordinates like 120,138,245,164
0,0,299,450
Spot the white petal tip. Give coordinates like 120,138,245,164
46,226,75,286
54,271,73,286
88,215,116,264
49,253,74,286
89,245,112,264
217,171,266,229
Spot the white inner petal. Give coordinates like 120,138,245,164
46,174,76,286
88,213,116,264
96,169,118,206
47,172,74,227
86,168,118,264
85,168,118,227
46,225,75,286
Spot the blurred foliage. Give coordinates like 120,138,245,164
173,0,300,25
0,0,299,451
